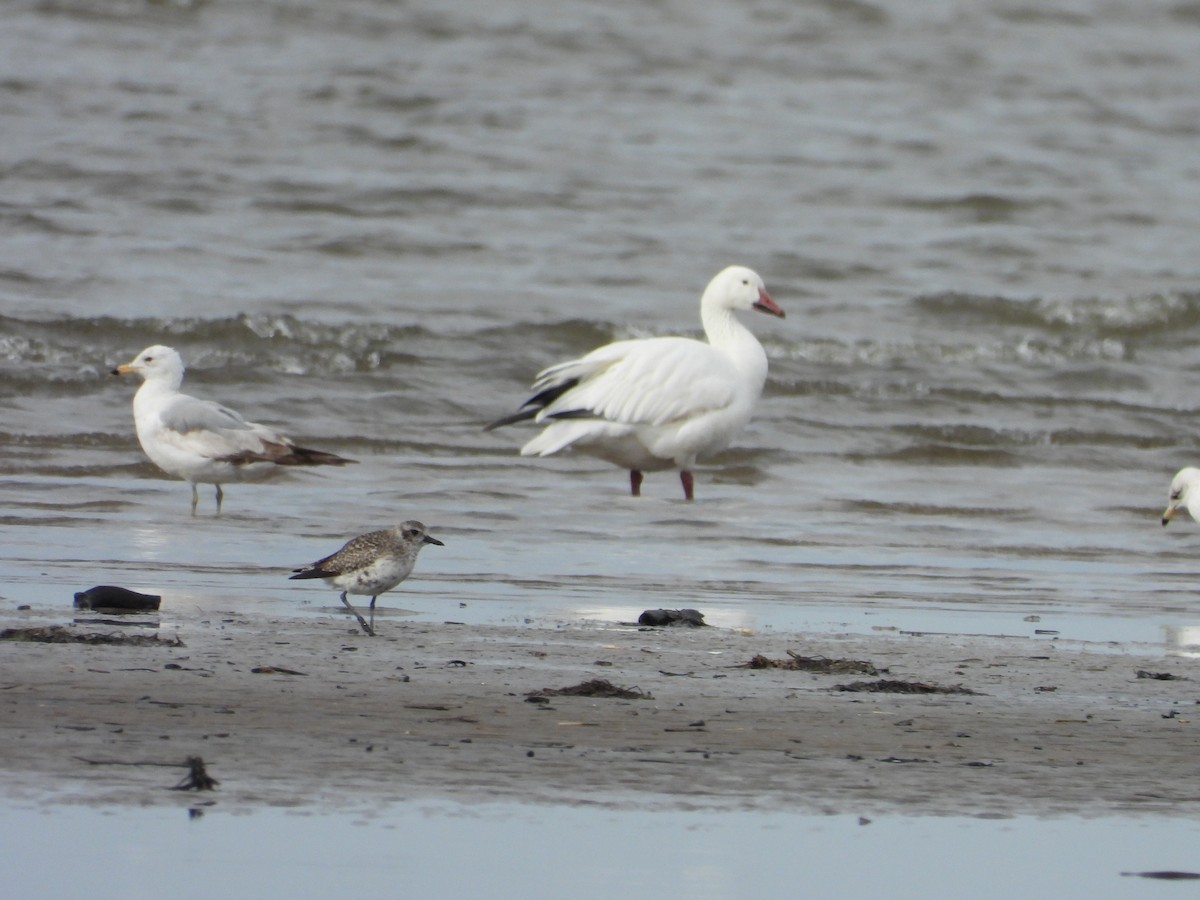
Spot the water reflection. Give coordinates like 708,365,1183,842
1164,625,1200,658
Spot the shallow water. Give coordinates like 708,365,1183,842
5,800,1200,900
4,0,1200,865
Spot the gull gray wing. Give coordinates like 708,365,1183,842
154,393,289,461
159,393,254,434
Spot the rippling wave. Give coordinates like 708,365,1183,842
914,291,1200,337
6,286,1195,380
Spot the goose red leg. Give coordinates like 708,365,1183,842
680,470,694,501
630,470,644,496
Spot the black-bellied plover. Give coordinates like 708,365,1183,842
485,266,784,500
288,521,444,636
112,345,355,513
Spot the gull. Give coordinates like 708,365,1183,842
485,265,785,500
112,345,355,513
288,521,444,636
1162,467,1200,526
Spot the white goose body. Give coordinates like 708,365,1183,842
488,265,784,499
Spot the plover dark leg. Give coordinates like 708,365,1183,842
339,590,374,636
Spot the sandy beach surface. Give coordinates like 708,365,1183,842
3,606,1197,819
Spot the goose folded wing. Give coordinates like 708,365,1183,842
539,338,738,426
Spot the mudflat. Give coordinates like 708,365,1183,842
2,610,1196,817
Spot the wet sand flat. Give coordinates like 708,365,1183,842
2,614,1197,817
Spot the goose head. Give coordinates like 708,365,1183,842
702,265,784,319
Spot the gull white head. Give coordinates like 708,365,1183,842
1162,467,1200,526
113,345,186,389
702,265,785,319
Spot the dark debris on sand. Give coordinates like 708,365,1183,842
529,679,651,700
834,679,978,695
0,626,183,647
171,756,219,791
74,754,218,791
741,650,883,675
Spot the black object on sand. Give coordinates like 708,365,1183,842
637,608,707,627
73,585,162,612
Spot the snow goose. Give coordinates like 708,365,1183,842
486,265,784,500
